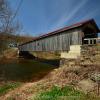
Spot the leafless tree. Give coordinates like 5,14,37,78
0,0,22,53
0,0,22,34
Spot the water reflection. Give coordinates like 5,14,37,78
0,59,59,82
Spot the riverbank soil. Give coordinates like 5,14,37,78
0,48,18,63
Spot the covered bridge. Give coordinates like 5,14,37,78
18,19,100,58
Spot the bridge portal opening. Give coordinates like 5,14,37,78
82,25,98,45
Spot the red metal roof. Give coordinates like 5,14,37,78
19,19,100,46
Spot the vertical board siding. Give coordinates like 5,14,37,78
19,29,82,51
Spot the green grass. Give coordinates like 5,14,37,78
0,82,21,95
33,85,100,100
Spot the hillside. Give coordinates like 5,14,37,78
0,34,36,44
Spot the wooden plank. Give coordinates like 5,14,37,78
19,29,82,51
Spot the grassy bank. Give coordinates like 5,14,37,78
33,85,99,100
0,82,21,96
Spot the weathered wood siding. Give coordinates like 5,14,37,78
19,29,82,51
